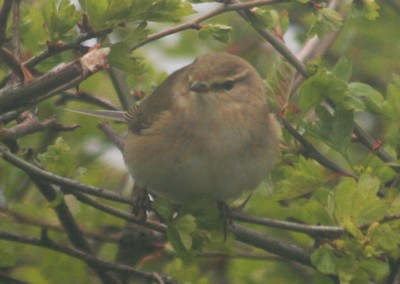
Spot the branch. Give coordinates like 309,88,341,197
0,0,12,45
230,224,312,266
0,111,79,146
97,122,125,151
12,0,20,61
131,0,289,51
55,90,120,110
64,187,166,233
0,46,110,115
24,28,113,68
232,211,345,238
277,114,358,179
0,230,172,284
4,209,120,243
0,272,28,284
109,66,137,110
28,176,120,283
0,146,134,204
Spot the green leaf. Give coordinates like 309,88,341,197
310,8,343,38
171,214,197,250
109,44,146,75
275,157,326,200
250,8,280,29
298,70,347,114
336,255,360,284
38,137,82,177
167,227,192,257
79,0,109,29
330,106,354,153
384,75,400,118
343,82,378,112
364,0,380,20
311,245,337,274
370,223,400,252
188,0,214,3
42,0,80,42
174,214,197,234
198,24,232,43
134,0,195,23
359,259,389,282
362,86,385,115
153,198,175,220
332,57,353,82
334,174,388,224
351,0,380,20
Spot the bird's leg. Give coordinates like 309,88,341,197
132,184,151,221
217,201,233,241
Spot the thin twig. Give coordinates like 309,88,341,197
29,175,119,283
131,0,289,51
232,211,345,238
277,114,358,179
4,209,120,243
64,187,166,233
230,224,312,266
12,0,20,60
0,146,134,204
55,90,120,111
109,66,137,110
25,28,113,68
0,0,13,45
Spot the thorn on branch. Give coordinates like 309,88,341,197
0,111,80,152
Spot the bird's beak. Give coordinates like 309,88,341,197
189,81,209,93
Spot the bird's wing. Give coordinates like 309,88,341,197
125,64,189,133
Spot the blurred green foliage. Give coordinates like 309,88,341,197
1,0,400,283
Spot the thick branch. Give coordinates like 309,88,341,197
0,47,110,115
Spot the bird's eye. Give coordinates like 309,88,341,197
221,80,234,90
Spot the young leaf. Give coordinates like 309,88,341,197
332,57,353,82
275,157,326,200
42,0,80,42
329,106,354,154
198,24,232,43
250,8,280,29
310,8,343,38
298,70,347,114
311,245,337,274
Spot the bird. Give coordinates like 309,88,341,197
70,52,280,205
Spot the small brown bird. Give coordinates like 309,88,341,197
72,53,280,204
